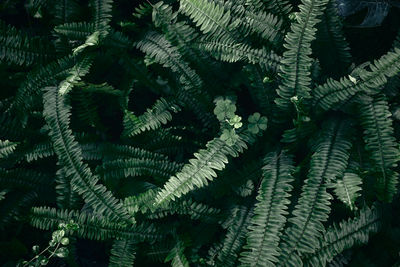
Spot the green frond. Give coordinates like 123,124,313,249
239,150,295,266
13,56,77,113
55,167,81,209
178,0,237,39
314,47,400,111
237,10,283,46
333,172,362,210
0,140,17,159
198,39,280,72
59,55,94,95
42,87,130,222
136,32,203,91
109,239,136,267
165,240,189,267
276,0,329,110
0,21,55,66
154,134,248,206
97,158,183,181
305,205,381,267
123,98,181,137
91,0,113,31
215,205,253,267
25,141,54,162
264,0,293,17
278,118,353,265
30,207,159,241
358,95,400,202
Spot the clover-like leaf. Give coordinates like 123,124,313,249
220,129,239,145
214,99,236,121
248,112,268,134
55,247,69,258
229,115,243,129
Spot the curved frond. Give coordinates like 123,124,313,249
239,150,295,266
0,140,17,159
278,118,353,265
305,205,381,267
42,87,130,222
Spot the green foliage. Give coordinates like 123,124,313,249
1,0,400,266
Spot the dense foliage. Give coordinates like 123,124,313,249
1,0,400,266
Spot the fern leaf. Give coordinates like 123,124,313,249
276,0,329,110
216,205,253,267
305,205,381,266
91,0,113,31
136,32,203,91
42,87,130,222
333,172,362,210
0,21,55,66
154,134,248,205
278,118,353,265
30,207,159,241
178,0,236,38
198,39,280,72
165,240,189,267
123,98,181,137
314,47,400,111
0,140,17,159
109,239,136,267
358,95,400,202
239,150,295,266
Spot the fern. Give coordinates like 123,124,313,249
0,21,55,66
154,134,249,205
333,171,362,211
123,98,181,137
358,95,400,202
239,150,295,266
305,205,381,266
42,87,130,222
109,239,136,267
314,47,400,111
0,140,17,159
278,118,353,265
276,0,329,110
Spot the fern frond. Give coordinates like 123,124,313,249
0,140,17,159
53,0,80,23
178,0,237,39
55,167,81,209
91,0,113,31
239,150,295,266
198,39,280,72
136,32,203,91
333,172,362,210
358,95,400,202
98,158,183,181
214,205,253,267
154,134,248,206
0,168,52,191
276,0,329,110
109,239,136,267
123,98,181,137
30,207,159,241
314,47,400,111
165,240,189,267
278,118,353,265
42,87,130,222
305,205,381,266
264,0,293,17
0,21,55,66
